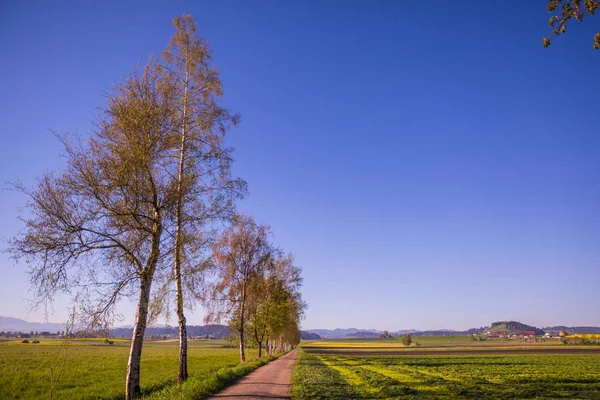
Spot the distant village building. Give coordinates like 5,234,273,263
487,330,538,339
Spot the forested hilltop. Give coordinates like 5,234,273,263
487,321,545,335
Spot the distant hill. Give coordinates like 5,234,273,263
6,316,599,339
300,330,321,340
306,323,572,338
0,316,64,332
0,316,230,338
306,328,381,339
487,321,545,335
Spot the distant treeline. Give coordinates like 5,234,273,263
0,331,63,338
299,331,321,340
3,326,321,341
110,325,230,339
543,326,600,334
489,321,545,335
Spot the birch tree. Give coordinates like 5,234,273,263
247,252,305,357
9,63,175,400
205,214,273,362
246,271,272,358
159,14,245,383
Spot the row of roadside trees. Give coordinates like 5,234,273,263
206,215,305,361
9,15,304,400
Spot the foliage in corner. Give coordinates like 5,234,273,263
543,0,600,49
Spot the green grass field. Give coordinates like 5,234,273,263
5,335,599,399
0,338,264,400
292,350,600,399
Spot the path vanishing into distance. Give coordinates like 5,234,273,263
209,349,298,400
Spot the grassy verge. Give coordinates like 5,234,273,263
144,353,283,400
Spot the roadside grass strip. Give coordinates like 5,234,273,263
143,354,280,400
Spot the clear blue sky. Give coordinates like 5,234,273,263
1,1,598,331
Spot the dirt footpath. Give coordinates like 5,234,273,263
209,349,298,400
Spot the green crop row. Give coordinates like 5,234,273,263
292,350,600,399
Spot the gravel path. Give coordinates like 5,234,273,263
208,349,298,400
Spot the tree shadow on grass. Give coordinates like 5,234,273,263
101,378,177,400
294,354,367,399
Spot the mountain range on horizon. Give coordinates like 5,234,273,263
305,327,465,339
304,322,600,338
0,316,65,333
3,316,600,338
0,316,462,335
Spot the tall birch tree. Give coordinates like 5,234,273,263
9,64,175,400
159,15,245,383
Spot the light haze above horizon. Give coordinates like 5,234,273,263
0,1,598,332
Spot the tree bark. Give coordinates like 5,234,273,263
174,206,188,383
253,322,264,358
177,314,188,383
125,277,152,399
239,280,247,362
239,323,246,362
257,341,262,358
126,213,161,400
174,44,190,385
